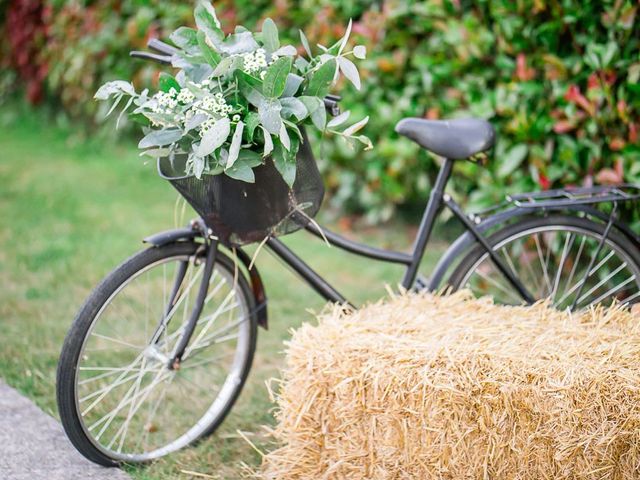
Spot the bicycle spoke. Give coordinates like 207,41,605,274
551,233,574,303
587,275,637,308
468,267,523,304
561,235,587,300
136,376,170,452
92,367,167,441
108,359,148,451
576,263,628,306
622,290,640,307
534,234,552,296
186,315,248,357
183,290,238,357
79,369,150,403
88,333,143,350
556,250,616,306
81,354,146,416
180,351,234,370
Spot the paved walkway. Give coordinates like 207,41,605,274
0,381,131,480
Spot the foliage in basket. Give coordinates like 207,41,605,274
94,2,371,186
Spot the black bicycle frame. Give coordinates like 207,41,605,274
264,158,535,307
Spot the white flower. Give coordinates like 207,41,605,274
168,87,178,98
260,71,266,80
195,92,232,117
177,89,195,104
199,118,217,137
232,114,240,122
240,48,268,75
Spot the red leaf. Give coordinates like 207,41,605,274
516,53,535,81
553,120,575,133
538,173,551,190
609,137,626,151
629,123,638,143
564,85,595,116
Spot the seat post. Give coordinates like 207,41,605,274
401,158,455,289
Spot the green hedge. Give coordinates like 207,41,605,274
3,0,639,223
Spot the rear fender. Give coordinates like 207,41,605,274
143,228,269,329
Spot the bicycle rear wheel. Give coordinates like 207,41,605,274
447,215,640,310
56,242,257,466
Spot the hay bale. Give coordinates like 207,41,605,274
262,291,640,479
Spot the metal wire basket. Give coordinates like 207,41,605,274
158,130,324,246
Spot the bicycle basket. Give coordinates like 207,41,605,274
157,129,324,246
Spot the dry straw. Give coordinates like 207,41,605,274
261,291,640,479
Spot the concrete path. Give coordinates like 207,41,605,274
0,381,131,480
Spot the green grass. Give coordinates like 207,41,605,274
0,109,444,479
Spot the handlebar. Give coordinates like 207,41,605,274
130,39,341,115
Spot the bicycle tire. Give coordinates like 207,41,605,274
447,214,640,310
56,241,258,466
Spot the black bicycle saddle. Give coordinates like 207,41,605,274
395,118,495,159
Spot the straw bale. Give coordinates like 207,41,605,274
262,291,640,479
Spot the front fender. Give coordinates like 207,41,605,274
143,228,269,330
428,204,638,291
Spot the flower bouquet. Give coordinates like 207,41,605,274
95,2,370,244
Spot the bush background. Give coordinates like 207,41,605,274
2,0,639,224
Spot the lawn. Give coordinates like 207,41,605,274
0,108,445,479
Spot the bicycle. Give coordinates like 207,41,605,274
56,39,640,466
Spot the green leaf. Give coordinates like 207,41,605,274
141,148,171,158
497,144,528,178
279,123,290,150
170,27,199,52
258,98,283,134
196,117,231,156
245,112,261,141
194,1,224,48
158,73,181,93
226,121,244,168
235,149,263,168
138,129,183,149
262,18,279,54
299,30,312,57
95,81,135,100
261,127,274,156
337,57,361,90
239,81,266,107
197,31,221,66
280,97,308,121
272,141,297,187
282,74,304,97
235,69,263,90
327,110,350,128
263,56,293,98
185,113,208,132
220,32,259,55
353,45,366,59
192,154,206,178
299,96,326,130
225,162,255,183
212,56,242,77
304,59,336,97
343,116,369,136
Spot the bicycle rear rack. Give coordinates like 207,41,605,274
507,184,640,208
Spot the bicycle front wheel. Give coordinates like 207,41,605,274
56,242,258,466
448,215,640,310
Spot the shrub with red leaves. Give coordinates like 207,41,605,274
5,0,48,104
